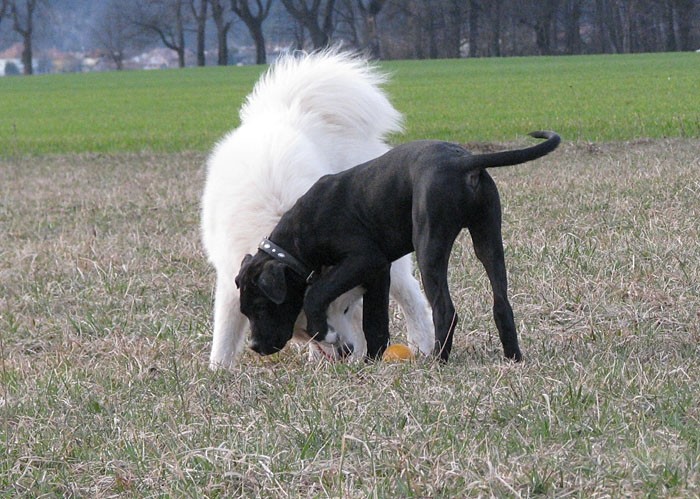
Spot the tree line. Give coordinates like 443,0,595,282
1,0,698,75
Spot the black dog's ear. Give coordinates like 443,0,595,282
257,261,287,305
235,254,254,289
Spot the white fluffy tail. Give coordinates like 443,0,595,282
240,49,403,142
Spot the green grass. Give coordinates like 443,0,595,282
0,66,262,156
1,141,699,496
1,52,698,156
389,53,700,143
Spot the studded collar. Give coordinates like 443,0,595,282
258,238,318,284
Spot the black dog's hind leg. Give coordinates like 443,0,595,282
467,193,522,362
362,267,391,359
414,227,462,363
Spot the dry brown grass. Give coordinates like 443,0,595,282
1,140,699,497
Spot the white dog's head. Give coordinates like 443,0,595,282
296,290,366,362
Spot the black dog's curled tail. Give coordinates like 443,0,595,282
528,130,561,143
461,130,561,171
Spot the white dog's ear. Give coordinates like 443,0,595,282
235,254,254,289
258,261,287,305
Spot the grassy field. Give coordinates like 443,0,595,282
1,53,700,496
1,52,699,156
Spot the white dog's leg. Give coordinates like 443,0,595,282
327,292,366,360
303,289,366,362
209,277,248,370
390,255,435,355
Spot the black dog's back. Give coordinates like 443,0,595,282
277,132,560,263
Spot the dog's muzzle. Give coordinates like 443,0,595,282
249,339,281,356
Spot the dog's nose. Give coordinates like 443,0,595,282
250,340,280,356
249,340,264,355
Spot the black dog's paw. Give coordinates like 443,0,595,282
307,318,330,342
505,348,523,363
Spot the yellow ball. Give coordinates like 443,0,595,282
382,343,415,362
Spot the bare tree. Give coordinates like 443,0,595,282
9,0,41,75
190,0,209,66
91,0,152,70
134,0,189,67
442,0,464,58
485,0,502,56
280,0,337,49
670,0,695,51
516,0,559,55
357,0,387,57
564,0,583,54
391,0,465,59
593,0,614,52
0,0,8,25
231,0,273,64
92,3,129,70
333,0,360,46
467,0,479,57
397,0,428,59
210,0,232,65
328,0,387,56
371,0,700,59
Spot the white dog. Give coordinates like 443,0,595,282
201,50,434,369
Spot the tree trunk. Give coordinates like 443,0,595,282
21,29,32,74
11,0,37,75
565,0,582,54
358,0,387,59
663,0,677,51
307,21,330,48
672,0,694,51
280,0,336,49
0,1,8,26
468,0,478,57
217,27,229,65
534,0,558,55
426,1,438,59
365,11,380,58
408,0,423,59
490,0,501,57
196,27,206,66
211,0,231,65
444,0,463,58
191,0,208,66
250,24,266,64
594,0,611,53
176,2,186,67
232,0,273,65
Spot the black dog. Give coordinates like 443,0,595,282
236,131,560,362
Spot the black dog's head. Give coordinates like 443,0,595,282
235,253,306,355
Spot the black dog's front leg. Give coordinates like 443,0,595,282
303,256,381,344
362,267,391,359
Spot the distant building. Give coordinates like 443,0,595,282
0,43,25,76
0,58,24,76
